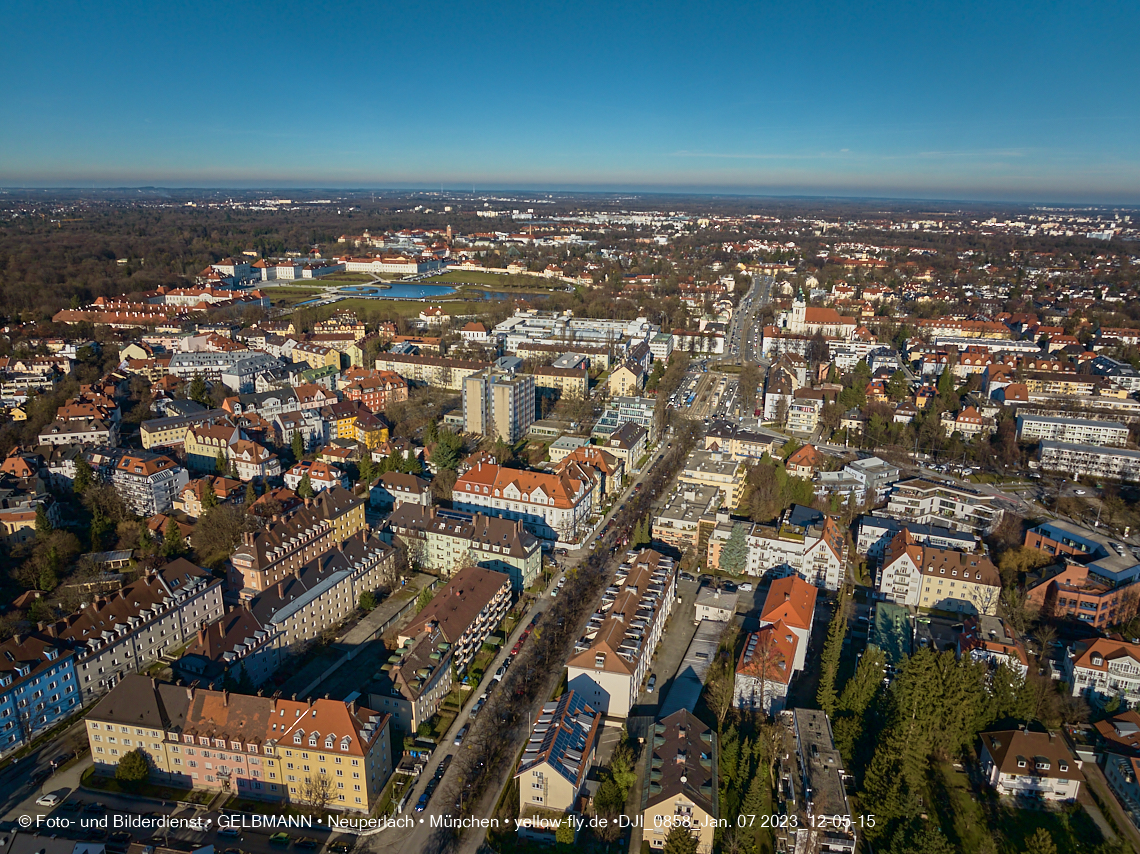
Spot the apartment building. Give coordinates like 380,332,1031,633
174,607,282,689
51,559,224,703
592,396,658,443
606,421,648,470
607,363,645,397
343,371,409,413
109,451,189,516
1065,638,1140,708
373,352,490,391
884,477,1002,534
248,534,394,652
398,565,512,674
734,622,797,714
453,460,594,543
876,530,1001,615
531,365,589,401
0,630,80,758
746,505,847,591
566,550,676,718
854,515,977,566
556,446,624,500
369,471,431,512
759,576,817,672
284,460,347,494
86,675,392,812
786,710,857,853
461,369,536,443
703,422,787,463
1017,414,1129,447
958,615,1029,677
653,485,721,553
940,406,995,438
368,625,454,734
385,504,541,592
515,690,600,821
815,456,900,504
1038,441,1140,482
979,728,1083,803
642,710,718,854
38,418,119,446
228,503,337,596
167,350,280,383
141,409,230,450
677,449,746,510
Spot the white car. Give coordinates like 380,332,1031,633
739,582,753,592
1075,489,1086,495
36,793,60,807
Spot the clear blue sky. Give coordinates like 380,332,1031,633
1,0,1137,203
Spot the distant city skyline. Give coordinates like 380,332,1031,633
1,1,1137,204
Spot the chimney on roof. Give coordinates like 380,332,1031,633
785,591,790,601
277,582,285,598
223,690,229,707
291,693,297,701
187,685,195,700
198,625,206,646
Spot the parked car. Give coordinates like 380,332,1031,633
739,582,753,592
269,833,291,847
36,793,60,807
454,725,469,746
295,838,319,849
218,828,241,839
493,666,507,681
414,794,429,813
647,674,657,693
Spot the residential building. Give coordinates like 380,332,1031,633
283,460,347,494
786,710,857,854
815,456,900,504
884,477,1003,534
0,630,80,757
343,371,409,413
38,418,119,446
1017,414,1129,447
453,461,594,543
1065,638,1140,708
184,422,242,472
173,607,282,689
56,559,224,703
1027,562,1140,627
373,352,490,391
462,369,536,442
1038,441,1140,482
653,485,721,553
141,409,230,450
531,366,589,400
854,515,977,566
607,363,644,397
592,396,658,443
876,529,1001,615
177,476,243,519
248,534,394,652
677,449,746,510
368,625,454,734
85,675,392,811
941,406,995,438
958,615,1028,676
1094,710,1140,755
734,621,797,713
386,505,541,593
566,550,677,718
548,435,591,464
746,505,847,590
515,690,600,820
397,565,512,674
694,588,739,624
228,500,337,595
979,728,1083,803
1103,754,1140,828
369,472,431,512
108,451,189,516
759,576,817,672
606,421,648,470
786,444,825,479
556,446,624,499
642,710,718,854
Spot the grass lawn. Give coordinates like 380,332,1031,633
81,766,212,804
431,270,562,290
929,759,1107,854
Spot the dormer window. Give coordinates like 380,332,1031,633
1017,759,1027,768
309,734,318,747
325,736,334,749
341,737,351,751
294,731,303,744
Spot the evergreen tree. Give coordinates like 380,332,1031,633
886,819,955,854
245,480,256,505
90,506,112,551
35,505,53,537
215,449,227,474
297,474,315,499
189,372,210,406
358,454,376,485
162,517,185,558
1023,829,1057,854
400,450,422,475
201,480,219,511
719,522,748,575
73,457,94,493
662,825,698,854
816,586,850,715
291,430,304,462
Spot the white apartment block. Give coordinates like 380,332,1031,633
63,559,224,704
884,477,1002,534
745,507,847,590
1017,414,1129,447
1065,638,1140,708
1038,441,1140,483
109,452,190,517
979,729,1083,803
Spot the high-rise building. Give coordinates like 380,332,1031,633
462,369,535,442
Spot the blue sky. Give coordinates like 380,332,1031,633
1,0,1137,202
